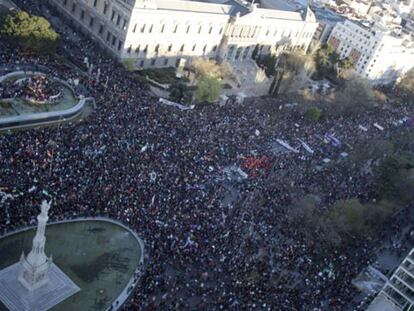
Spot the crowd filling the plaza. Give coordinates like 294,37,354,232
0,74,62,103
1,1,414,311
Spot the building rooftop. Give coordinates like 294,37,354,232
151,0,309,20
156,0,234,14
311,5,346,23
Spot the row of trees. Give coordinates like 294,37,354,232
291,130,414,249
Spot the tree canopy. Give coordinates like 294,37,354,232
329,73,375,116
0,11,59,53
195,76,222,103
168,81,193,104
375,152,414,204
314,44,354,80
191,57,231,79
396,68,414,102
328,198,397,237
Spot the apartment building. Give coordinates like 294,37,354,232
328,19,414,84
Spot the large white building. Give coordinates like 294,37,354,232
47,0,318,69
327,19,414,84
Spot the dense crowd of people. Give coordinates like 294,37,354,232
0,74,62,102
1,1,414,310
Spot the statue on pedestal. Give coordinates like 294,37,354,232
18,200,53,291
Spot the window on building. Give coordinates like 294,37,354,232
127,45,132,53
274,29,277,36
141,24,145,33
93,0,98,7
143,45,148,53
173,25,178,33
164,58,168,66
123,19,129,30
135,45,140,53
149,25,153,33
192,44,196,51
116,15,121,26
106,31,111,42
103,2,108,15
140,60,144,67
161,24,165,33
168,44,172,52
155,44,159,52
243,47,249,59
175,59,181,68
227,46,235,59
89,17,94,27
63,0,67,6
235,47,242,60
219,27,223,35
198,26,202,34
203,45,207,54
112,36,116,46
98,24,104,35
266,29,270,36
133,24,137,33
118,40,123,51
151,59,156,66
111,10,116,22
212,45,217,52
186,25,190,34
180,44,185,52
71,3,76,13
209,26,213,34
80,10,85,20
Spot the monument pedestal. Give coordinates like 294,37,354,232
0,262,79,311
0,201,80,311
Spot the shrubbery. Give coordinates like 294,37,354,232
304,107,322,122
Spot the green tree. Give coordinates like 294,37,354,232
195,76,222,103
191,57,231,79
304,107,322,122
397,68,414,102
123,58,135,71
329,199,368,235
0,11,59,53
330,74,375,116
259,54,278,76
338,57,354,71
168,81,192,103
251,44,260,60
314,44,343,78
375,153,414,203
287,195,340,248
269,51,315,96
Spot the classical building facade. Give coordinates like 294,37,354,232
47,0,318,69
327,19,414,84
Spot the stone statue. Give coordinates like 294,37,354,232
18,200,53,291
0,200,79,311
